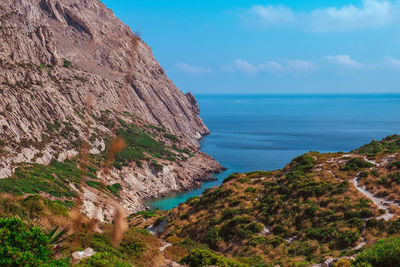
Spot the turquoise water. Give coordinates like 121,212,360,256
146,94,400,210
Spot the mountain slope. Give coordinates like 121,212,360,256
0,0,223,219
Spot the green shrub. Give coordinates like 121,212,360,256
120,232,145,258
222,173,239,184
333,230,359,249
63,58,71,68
107,183,123,196
387,161,400,170
288,241,315,257
164,133,179,142
246,222,264,234
77,252,130,267
355,140,384,156
0,217,66,266
355,236,400,266
89,234,121,257
0,160,84,197
180,248,248,267
248,236,267,247
244,187,256,193
219,216,252,241
289,154,316,174
204,227,222,249
388,172,400,184
135,210,157,218
305,227,337,243
341,158,374,172
86,180,104,190
114,126,175,168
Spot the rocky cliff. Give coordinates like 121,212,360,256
0,0,223,220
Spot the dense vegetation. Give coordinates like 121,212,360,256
0,160,85,197
132,140,400,266
3,128,400,266
0,217,68,266
355,134,400,157
114,124,176,169
108,116,192,170
354,236,400,266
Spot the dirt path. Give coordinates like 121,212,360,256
351,156,400,221
352,177,394,221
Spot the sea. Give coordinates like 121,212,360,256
146,94,400,210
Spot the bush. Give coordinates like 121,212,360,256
164,133,179,142
333,230,359,249
135,210,157,218
107,183,123,196
244,187,256,193
0,217,65,266
355,236,400,267
219,216,251,241
289,154,316,174
180,248,248,267
222,173,239,184
248,236,267,247
77,252,130,267
341,158,374,172
388,172,400,184
246,222,264,234
115,126,175,168
356,140,383,156
63,58,71,68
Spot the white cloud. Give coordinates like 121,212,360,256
385,56,400,68
175,63,211,74
225,59,316,74
246,5,295,26
325,55,364,68
309,0,397,32
243,0,400,32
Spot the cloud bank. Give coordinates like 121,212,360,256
325,55,364,68
244,0,399,32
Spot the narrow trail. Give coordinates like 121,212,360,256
351,156,400,221
352,177,394,221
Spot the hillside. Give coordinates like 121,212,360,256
132,135,400,266
0,0,223,219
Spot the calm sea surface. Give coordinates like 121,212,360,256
146,94,400,210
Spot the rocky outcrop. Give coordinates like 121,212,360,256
82,151,223,222
0,0,223,220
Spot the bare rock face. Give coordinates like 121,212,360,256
0,0,223,219
0,0,209,148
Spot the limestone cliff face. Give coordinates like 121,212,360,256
0,0,223,220
0,0,208,148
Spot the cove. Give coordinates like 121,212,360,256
145,94,400,210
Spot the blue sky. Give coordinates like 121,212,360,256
102,0,400,94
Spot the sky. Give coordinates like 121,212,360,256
102,0,400,94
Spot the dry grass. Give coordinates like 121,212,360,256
164,245,188,262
